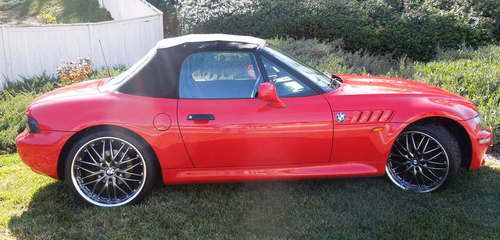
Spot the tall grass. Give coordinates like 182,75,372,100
0,67,123,154
0,75,59,154
414,46,499,143
268,38,405,76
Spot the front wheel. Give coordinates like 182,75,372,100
386,124,461,192
65,130,158,207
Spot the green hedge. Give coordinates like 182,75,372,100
266,38,410,77
0,75,60,154
414,46,500,142
156,0,499,61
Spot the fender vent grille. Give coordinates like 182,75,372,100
338,110,393,124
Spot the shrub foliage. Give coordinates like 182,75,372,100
414,45,500,140
0,75,60,154
57,58,94,84
0,67,124,154
152,0,499,61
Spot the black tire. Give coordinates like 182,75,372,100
386,123,461,192
64,130,158,207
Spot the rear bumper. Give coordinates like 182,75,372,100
16,130,73,179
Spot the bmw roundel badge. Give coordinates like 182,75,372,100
336,112,346,122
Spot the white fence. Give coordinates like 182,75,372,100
0,0,163,87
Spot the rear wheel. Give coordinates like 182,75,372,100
65,130,157,207
386,124,461,192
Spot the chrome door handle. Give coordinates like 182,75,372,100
187,114,215,121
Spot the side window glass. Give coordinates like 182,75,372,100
179,51,262,99
261,57,315,97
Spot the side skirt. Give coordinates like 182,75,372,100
163,162,385,185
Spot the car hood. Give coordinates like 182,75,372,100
334,74,462,98
31,78,110,105
327,74,478,121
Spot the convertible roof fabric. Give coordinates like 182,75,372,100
155,34,266,50
118,34,267,99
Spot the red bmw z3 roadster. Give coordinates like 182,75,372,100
16,34,493,207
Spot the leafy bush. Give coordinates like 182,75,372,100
414,45,500,142
1,74,61,97
0,75,59,154
268,38,411,77
57,58,93,84
0,93,37,153
160,0,498,61
147,0,178,14
89,65,128,80
0,67,124,154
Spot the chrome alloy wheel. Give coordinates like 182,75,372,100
70,137,146,207
386,131,450,192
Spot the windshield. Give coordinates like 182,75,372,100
263,47,340,92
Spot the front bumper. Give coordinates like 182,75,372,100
16,130,73,179
467,122,493,170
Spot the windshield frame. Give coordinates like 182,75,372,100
260,46,340,93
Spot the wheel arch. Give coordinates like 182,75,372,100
402,116,472,168
57,125,161,180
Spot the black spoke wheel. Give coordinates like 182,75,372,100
65,130,157,207
386,124,461,192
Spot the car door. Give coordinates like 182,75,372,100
177,50,333,168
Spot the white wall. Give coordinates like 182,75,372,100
99,0,162,20
0,0,163,87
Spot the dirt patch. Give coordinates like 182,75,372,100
0,0,46,25
0,0,112,25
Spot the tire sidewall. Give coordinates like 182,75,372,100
64,130,158,207
387,124,461,192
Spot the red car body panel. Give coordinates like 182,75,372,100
164,162,381,184
16,75,492,183
17,130,71,178
15,45,492,184
177,95,333,167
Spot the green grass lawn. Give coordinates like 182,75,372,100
1,154,499,239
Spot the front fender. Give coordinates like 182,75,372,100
391,96,478,124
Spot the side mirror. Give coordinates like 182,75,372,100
257,82,286,108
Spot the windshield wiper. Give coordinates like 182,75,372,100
329,77,341,89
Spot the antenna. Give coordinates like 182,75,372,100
98,40,112,79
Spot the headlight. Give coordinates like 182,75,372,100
27,116,40,133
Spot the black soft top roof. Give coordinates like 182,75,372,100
117,34,267,99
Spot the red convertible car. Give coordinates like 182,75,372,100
16,34,492,207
